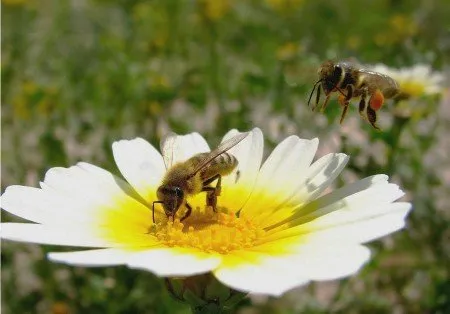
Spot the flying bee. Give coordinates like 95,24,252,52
152,132,249,223
308,60,400,129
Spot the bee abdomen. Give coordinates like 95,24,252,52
201,153,238,179
213,153,238,172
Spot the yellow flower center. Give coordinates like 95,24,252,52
400,81,425,98
149,207,266,254
99,192,270,254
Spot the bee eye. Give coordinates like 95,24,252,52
174,187,184,198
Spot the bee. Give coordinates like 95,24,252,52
308,60,400,129
152,132,249,223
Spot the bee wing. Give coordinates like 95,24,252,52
160,132,178,169
357,69,399,93
357,68,384,77
189,132,250,177
357,68,396,81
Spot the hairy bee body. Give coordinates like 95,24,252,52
158,162,203,197
195,152,238,182
309,60,400,129
153,133,248,223
159,152,238,196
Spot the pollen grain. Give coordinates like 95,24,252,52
150,207,265,254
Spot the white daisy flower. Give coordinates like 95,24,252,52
370,63,445,99
1,128,411,296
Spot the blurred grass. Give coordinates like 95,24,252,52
1,0,450,313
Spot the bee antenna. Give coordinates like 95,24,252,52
307,80,322,108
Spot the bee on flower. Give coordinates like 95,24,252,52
1,129,411,304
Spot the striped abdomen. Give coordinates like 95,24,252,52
194,152,238,181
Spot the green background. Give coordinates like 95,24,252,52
2,0,449,313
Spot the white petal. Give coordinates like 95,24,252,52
294,153,349,203
258,137,318,189
241,137,318,216
161,132,210,167
127,248,221,277
0,223,111,247
77,162,136,193
48,248,130,266
309,174,389,210
41,162,134,208
302,202,412,244
215,255,309,296
1,185,70,224
214,244,369,296
1,164,148,226
292,181,404,226
289,244,371,281
112,138,165,200
220,128,264,211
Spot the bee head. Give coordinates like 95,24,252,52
157,185,185,217
319,61,344,95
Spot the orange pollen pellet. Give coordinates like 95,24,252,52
369,89,385,111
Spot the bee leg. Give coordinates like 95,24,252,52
203,190,219,212
337,88,351,124
320,95,331,112
214,175,222,196
201,187,218,212
152,203,156,223
366,89,384,130
359,90,367,121
203,174,222,196
313,84,321,111
202,174,222,212
366,106,380,130
206,190,218,212
180,202,192,222
339,101,349,124
345,84,354,101
151,201,164,223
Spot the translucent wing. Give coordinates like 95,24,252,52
358,68,391,79
357,68,400,94
160,132,178,170
189,132,250,177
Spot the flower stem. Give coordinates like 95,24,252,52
191,301,224,314
164,274,248,313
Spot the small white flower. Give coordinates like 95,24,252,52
1,128,411,296
371,63,445,98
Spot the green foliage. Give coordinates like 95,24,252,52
2,0,449,312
